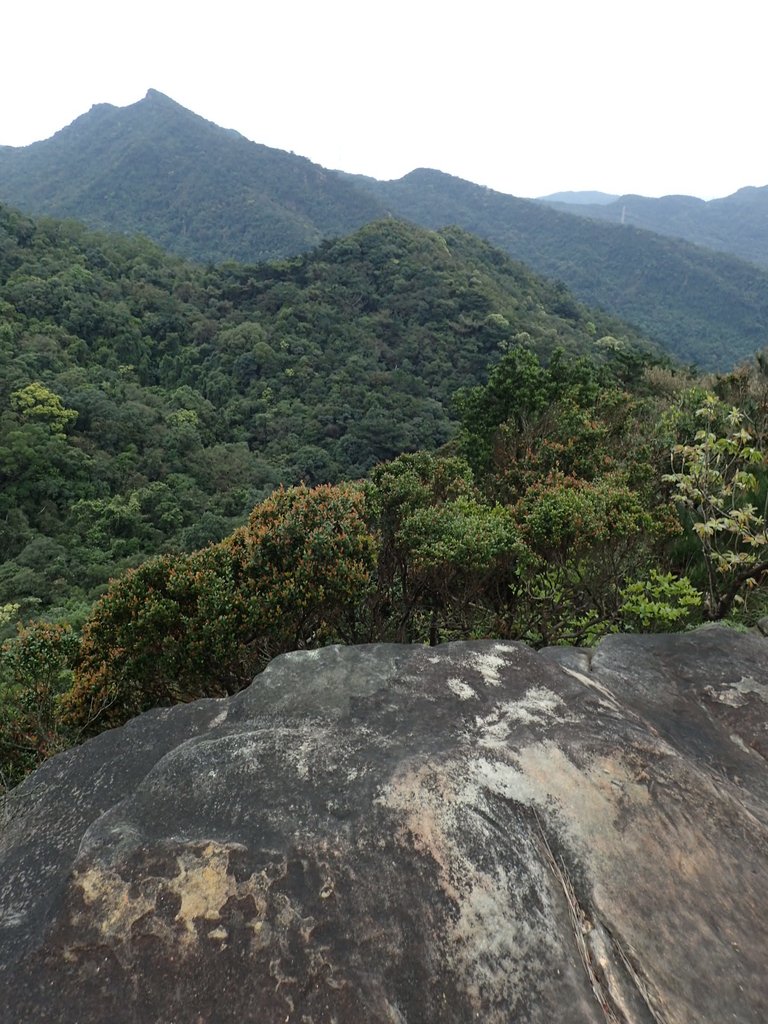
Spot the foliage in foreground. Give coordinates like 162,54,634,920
664,395,768,619
1,207,655,634
65,483,376,731
5,347,768,791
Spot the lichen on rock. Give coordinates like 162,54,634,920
1,628,767,1022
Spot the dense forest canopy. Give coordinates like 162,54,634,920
3,203,768,793
355,169,768,370
0,205,654,631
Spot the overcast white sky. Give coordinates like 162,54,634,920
3,0,765,200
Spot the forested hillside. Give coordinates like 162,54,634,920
0,206,652,631
5,204,768,792
357,169,768,370
7,330,768,788
0,90,385,262
541,185,768,269
3,93,768,370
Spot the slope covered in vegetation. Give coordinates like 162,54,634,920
6,337,768,790
359,169,768,370
2,93,768,370
541,185,768,269
0,90,385,263
0,206,653,630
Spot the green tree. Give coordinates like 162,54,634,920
509,473,667,645
619,571,701,632
239,482,376,651
10,382,77,433
369,453,526,643
0,620,79,790
664,393,768,619
66,483,376,732
454,345,608,489
66,544,258,730
454,346,551,473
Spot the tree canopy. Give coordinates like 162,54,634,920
5,206,768,794
0,206,657,631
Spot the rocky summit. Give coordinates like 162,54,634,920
1,627,767,1023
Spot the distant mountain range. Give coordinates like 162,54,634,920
536,191,619,206
538,188,768,268
2,90,768,371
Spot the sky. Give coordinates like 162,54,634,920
3,0,765,200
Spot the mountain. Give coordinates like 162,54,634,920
354,169,768,370
540,187,768,268
2,92,768,370
0,89,386,263
536,190,619,205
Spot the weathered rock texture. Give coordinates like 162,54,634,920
1,626,767,1023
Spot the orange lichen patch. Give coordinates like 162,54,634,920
75,842,273,947
76,861,156,940
174,843,243,931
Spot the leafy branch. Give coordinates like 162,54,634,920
664,394,768,618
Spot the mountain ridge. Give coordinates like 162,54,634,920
2,91,768,369
536,189,619,205
0,89,387,263
540,185,768,267
354,168,768,369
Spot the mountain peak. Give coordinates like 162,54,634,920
142,88,178,105
80,90,183,126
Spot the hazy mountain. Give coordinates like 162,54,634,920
540,187,768,268
0,89,386,263
354,169,768,370
2,92,768,370
536,190,619,205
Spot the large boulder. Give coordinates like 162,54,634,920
1,626,767,1023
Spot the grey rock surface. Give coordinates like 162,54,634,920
1,627,767,1023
